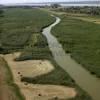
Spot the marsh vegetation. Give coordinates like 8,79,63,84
0,8,93,100
52,14,100,78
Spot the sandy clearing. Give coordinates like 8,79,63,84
4,53,54,82
18,83,76,100
1,53,77,100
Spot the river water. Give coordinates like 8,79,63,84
61,4,100,7
42,16,100,100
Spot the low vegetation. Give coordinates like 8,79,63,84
0,8,92,100
52,14,100,78
15,33,52,61
0,9,3,52
0,8,55,54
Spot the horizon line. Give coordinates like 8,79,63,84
0,0,99,5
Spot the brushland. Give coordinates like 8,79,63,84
0,8,91,100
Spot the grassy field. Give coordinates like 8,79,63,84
0,8,92,100
0,9,3,47
0,57,25,100
0,8,55,53
52,14,100,78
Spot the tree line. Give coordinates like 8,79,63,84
53,6,100,16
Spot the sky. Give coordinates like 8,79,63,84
0,0,98,4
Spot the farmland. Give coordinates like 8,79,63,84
0,8,55,53
0,8,92,100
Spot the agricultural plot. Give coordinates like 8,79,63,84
0,8,92,100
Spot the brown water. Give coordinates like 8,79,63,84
42,16,100,100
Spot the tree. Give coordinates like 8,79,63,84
51,3,61,8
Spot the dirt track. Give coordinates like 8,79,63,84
1,53,76,100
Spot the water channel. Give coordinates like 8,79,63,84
42,16,100,100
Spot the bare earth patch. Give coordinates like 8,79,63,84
4,53,54,81
18,83,76,100
0,85,17,100
1,53,77,100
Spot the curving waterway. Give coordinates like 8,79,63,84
42,16,100,100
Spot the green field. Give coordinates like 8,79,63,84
0,9,3,41
0,8,55,53
0,8,92,100
52,14,100,78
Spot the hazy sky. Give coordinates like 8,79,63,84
0,0,98,4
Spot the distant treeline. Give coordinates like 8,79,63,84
55,7,100,15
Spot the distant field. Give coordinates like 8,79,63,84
52,14,100,78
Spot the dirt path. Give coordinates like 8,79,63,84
1,53,76,100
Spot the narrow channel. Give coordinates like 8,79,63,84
42,16,100,100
